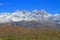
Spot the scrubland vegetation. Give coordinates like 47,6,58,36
0,25,60,40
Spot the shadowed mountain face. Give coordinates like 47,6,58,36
0,10,60,29
0,21,60,30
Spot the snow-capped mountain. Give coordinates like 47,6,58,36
0,9,60,24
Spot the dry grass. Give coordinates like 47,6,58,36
0,25,60,40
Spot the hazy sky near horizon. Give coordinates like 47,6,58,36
0,0,60,14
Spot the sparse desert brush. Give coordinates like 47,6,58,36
0,25,60,40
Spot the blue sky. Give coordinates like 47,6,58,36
0,0,60,14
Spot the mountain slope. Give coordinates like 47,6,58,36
0,10,60,29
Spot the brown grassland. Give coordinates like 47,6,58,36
0,25,60,40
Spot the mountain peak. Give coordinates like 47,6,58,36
33,9,39,12
0,9,60,24
40,10,48,14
